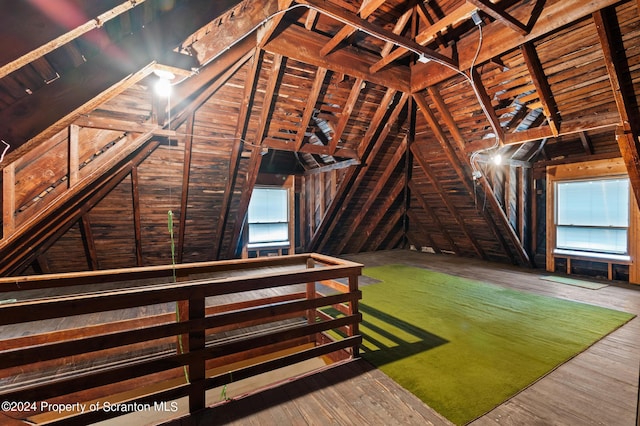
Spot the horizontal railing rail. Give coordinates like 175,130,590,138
0,253,362,425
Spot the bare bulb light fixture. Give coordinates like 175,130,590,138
153,69,175,97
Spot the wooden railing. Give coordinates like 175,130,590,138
0,253,362,425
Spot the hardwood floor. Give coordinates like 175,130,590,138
3,250,639,425
347,250,640,426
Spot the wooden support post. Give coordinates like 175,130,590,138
306,257,316,344
348,273,360,358
2,162,15,240
188,290,206,413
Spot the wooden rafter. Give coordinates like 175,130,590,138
0,0,235,167
408,180,457,253
366,185,405,252
520,42,560,136
319,0,385,57
358,88,397,158
371,2,474,73
469,68,504,142
480,115,620,149
316,94,408,252
79,215,99,271
296,0,457,68
351,157,407,253
412,0,622,92
411,142,486,259
295,67,329,150
226,54,284,258
215,49,261,260
335,136,407,253
420,90,531,266
328,77,364,154
311,92,408,252
594,8,640,208
130,166,143,267
380,7,413,57
264,24,409,92
0,0,149,80
0,138,161,275
176,113,195,264
466,0,528,35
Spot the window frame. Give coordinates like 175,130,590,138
554,177,630,255
546,158,634,273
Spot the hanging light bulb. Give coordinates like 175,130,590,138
492,153,502,166
153,69,175,97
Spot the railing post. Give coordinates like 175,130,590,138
188,289,206,413
306,257,316,344
349,273,360,358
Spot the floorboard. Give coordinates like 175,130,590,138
4,250,640,425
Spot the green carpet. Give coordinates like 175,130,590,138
540,275,608,289
356,265,635,425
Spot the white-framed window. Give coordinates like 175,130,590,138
555,177,630,255
247,187,290,248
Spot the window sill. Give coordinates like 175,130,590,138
247,241,290,249
553,249,631,263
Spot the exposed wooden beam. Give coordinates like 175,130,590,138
359,0,387,18
318,0,384,57
412,0,622,92
0,138,161,275
130,166,143,267
335,136,407,253
416,91,529,265
320,25,358,57
0,0,149,80
304,158,360,175
366,182,405,252
0,0,240,167
358,88,397,158
226,54,284,258
68,125,80,187
477,115,620,150
328,77,364,154
380,7,413,57
305,9,319,30
264,24,410,92
311,93,409,252
470,68,504,142
215,50,261,260
171,48,256,132
467,0,529,35
594,8,640,208
411,142,486,259
295,67,328,150
295,0,457,68
579,132,594,155
2,163,15,238
176,113,195,264
408,180,457,253
79,215,99,271
520,42,560,136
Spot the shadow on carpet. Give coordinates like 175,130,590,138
357,264,635,425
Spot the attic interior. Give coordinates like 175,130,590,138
1,0,640,424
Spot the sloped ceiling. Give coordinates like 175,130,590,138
0,0,639,275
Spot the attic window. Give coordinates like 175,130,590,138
555,178,630,255
247,187,290,248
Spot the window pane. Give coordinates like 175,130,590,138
557,226,628,254
249,223,289,244
248,188,288,223
556,179,629,227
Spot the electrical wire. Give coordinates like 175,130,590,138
0,140,9,163
170,2,501,149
